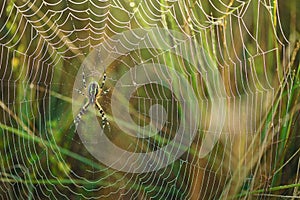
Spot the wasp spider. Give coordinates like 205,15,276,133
74,69,110,132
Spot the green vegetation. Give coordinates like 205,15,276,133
0,0,299,199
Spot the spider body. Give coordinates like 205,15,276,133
88,81,99,104
74,70,110,132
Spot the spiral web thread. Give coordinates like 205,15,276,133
0,0,296,199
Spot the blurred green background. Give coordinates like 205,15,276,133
0,0,299,199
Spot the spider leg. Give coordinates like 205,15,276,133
75,88,85,96
95,101,111,132
82,66,87,89
101,88,110,96
74,101,90,132
99,71,107,89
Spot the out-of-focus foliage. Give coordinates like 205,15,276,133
0,0,299,199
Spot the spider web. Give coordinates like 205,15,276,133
0,0,297,199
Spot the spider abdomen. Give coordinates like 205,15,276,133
88,81,99,104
